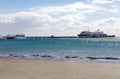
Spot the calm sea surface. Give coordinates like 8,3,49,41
0,37,120,62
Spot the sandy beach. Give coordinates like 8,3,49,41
0,58,120,79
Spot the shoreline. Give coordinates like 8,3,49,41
0,58,120,79
0,54,120,63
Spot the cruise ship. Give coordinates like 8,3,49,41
78,30,115,38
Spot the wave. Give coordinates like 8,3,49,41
0,54,120,63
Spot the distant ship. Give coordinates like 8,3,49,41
5,34,26,39
15,34,26,39
78,30,115,38
5,35,15,39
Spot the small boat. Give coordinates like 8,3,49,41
15,34,26,39
5,35,15,39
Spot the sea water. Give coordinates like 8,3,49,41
0,37,120,62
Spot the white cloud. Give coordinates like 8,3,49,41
88,17,120,35
31,2,98,14
0,14,15,23
92,0,114,4
0,1,120,36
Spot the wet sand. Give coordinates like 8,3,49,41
0,58,120,79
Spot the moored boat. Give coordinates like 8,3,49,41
15,34,26,39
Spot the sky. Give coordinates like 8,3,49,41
0,0,120,36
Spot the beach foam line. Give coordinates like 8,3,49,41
0,54,120,62
87,56,120,60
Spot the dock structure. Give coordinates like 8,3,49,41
27,36,78,39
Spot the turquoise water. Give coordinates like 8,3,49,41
0,37,120,62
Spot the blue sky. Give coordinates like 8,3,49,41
0,0,85,14
0,0,85,10
0,0,120,36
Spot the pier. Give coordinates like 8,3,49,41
27,36,78,39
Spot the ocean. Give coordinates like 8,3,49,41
0,37,120,62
